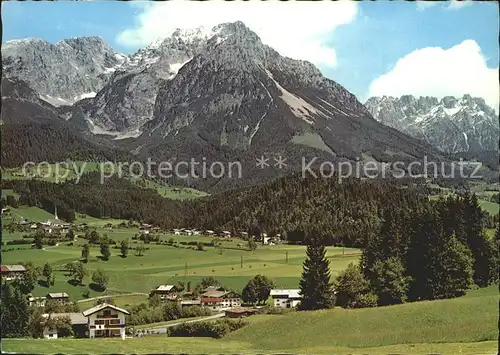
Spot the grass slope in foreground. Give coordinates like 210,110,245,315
2,286,497,355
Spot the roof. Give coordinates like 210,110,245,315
155,285,175,292
201,290,228,298
43,312,87,325
29,296,47,301
47,292,69,298
82,303,130,316
225,307,258,314
180,300,201,305
201,297,224,303
270,289,302,299
47,219,70,226
202,286,225,292
1,265,27,272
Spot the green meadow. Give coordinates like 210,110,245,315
3,285,497,354
2,223,360,300
2,161,208,200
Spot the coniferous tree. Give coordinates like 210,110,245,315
0,282,30,337
42,263,53,286
298,237,334,310
81,244,90,263
100,239,111,261
463,193,491,286
120,239,129,257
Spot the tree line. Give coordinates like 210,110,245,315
298,194,499,311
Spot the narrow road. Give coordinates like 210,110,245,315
136,313,226,335
42,243,59,251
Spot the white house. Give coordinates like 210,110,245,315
149,285,177,301
29,296,47,307
270,289,302,308
200,290,241,311
82,303,130,339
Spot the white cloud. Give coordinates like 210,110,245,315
368,40,499,111
446,0,473,10
416,0,473,11
416,1,440,11
117,0,358,68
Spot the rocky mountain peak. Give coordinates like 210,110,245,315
2,36,125,105
366,94,499,153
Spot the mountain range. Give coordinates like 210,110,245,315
366,95,499,154
4,21,493,191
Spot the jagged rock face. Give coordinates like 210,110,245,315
2,37,125,105
138,21,424,162
366,95,499,153
4,22,439,173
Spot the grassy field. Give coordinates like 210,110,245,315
3,286,498,354
2,161,208,201
428,193,499,215
1,223,360,300
479,199,500,215
226,285,498,350
3,338,496,355
78,294,148,309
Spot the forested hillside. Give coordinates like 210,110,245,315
2,173,480,249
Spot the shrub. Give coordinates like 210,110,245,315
168,319,248,338
354,293,378,308
263,306,295,315
6,239,33,245
181,306,212,318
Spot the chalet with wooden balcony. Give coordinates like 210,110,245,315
82,303,130,339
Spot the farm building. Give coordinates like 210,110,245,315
200,290,241,311
224,307,259,318
149,285,178,301
201,285,226,293
47,292,70,303
41,304,130,340
29,296,47,307
270,289,302,308
42,312,88,339
180,299,202,307
1,264,27,280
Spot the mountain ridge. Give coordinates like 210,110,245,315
365,94,499,154
3,22,448,191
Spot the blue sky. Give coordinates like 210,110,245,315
2,1,498,108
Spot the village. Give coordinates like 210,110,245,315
1,207,281,246
1,263,302,340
